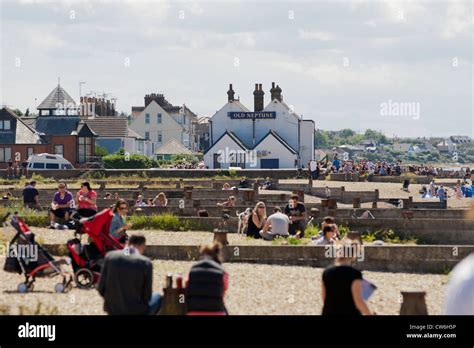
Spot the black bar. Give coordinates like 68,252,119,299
0,315,473,346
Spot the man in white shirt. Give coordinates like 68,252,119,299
259,207,290,241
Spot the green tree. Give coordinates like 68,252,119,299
95,145,109,157
12,108,23,117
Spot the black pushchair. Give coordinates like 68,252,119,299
3,213,73,293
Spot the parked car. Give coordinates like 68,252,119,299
27,153,75,170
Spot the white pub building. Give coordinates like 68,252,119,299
204,83,315,169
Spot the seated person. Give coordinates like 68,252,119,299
135,194,147,207
260,177,273,190
104,193,112,200
76,182,98,217
222,183,232,190
152,192,168,207
284,195,307,238
237,177,251,189
259,206,290,241
186,242,228,315
22,180,39,209
217,196,236,207
321,216,340,239
109,199,132,244
49,182,74,228
98,234,161,315
313,225,336,245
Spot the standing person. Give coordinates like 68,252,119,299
22,180,39,209
98,234,161,315
332,156,341,171
455,184,462,199
322,240,373,316
49,182,74,227
285,194,307,238
309,159,318,181
76,182,97,217
246,201,267,239
429,181,436,197
437,185,446,203
109,199,132,243
186,242,228,315
259,206,290,241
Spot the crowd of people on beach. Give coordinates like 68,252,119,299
8,174,473,316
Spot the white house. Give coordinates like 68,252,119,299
84,116,153,156
131,93,199,157
204,83,315,169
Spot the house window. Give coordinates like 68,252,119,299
78,137,93,163
54,145,64,156
183,116,186,125
27,147,34,157
145,131,150,140
157,114,162,124
157,131,162,143
145,114,150,124
137,141,144,153
0,147,12,162
0,120,11,130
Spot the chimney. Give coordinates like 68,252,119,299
253,83,264,112
270,82,282,102
144,94,151,107
227,83,235,102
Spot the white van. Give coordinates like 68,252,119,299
27,153,75,170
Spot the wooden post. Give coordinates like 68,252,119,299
352,197,361,208
99,182,106,191
328,198,338,209
371,201,378,209
213,230,229,245
400,290,428,315
158,279,186,315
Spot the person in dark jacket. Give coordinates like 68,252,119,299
97,234,161,315
186,242,228,315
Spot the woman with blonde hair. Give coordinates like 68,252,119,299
152,192,168,207
246,201,267,239
186,242,228,315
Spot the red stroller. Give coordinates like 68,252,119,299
3,213,73,293
67,208,124,289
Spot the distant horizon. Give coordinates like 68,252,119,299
1,0,472,138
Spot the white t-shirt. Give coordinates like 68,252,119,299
309,161,317,172
444,253,474,315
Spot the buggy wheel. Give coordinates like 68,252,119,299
18,283,28,293
54,283,65,293
74,268,94,289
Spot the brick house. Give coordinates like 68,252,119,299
0,84,97,168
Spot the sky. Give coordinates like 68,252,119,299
0,0,472,138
